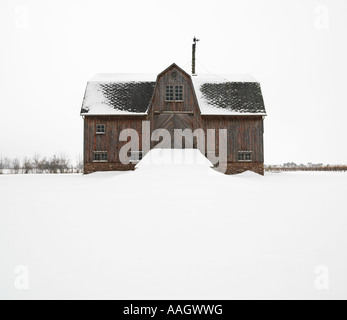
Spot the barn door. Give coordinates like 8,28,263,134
153,113,193,148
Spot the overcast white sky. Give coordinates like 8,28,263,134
0,0,346,164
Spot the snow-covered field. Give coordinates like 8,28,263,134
0,150,346,300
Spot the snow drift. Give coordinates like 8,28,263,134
135,149,213,168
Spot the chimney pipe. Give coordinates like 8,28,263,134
192,37,200,76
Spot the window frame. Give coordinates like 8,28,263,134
165,85,174,102
93,151,108,162
96,124,106,135
238,151,253,162
175,85,183,102
165,85,184,102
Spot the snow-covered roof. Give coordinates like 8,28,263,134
81,74,156,116
81,71,266,116
191,74,266,116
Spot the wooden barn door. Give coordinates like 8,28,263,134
153,113,193,148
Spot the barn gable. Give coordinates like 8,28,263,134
148,63,200,115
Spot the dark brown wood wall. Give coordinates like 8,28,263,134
84,116,145,163
84,115,264,164
202,116,264,163
149,66,200,114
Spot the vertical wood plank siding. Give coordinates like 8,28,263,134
201,116,264,163
150,67,199,113
84,116,146,163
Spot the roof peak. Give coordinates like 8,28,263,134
89,63,259,83
90,73,258,84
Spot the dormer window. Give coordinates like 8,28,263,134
166,85,184,102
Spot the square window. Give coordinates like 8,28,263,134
96,124,106,134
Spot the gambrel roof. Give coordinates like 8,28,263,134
80,66,266,116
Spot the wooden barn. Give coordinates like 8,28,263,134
80,63,266,175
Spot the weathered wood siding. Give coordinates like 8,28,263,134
147,65,201,148
84,115,264,164
202,115,264,163
84,116,146,163
149,66,200,114
152,113,194,148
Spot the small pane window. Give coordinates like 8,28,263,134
166,86,174,101
96,124,106,134
175,85,183,101
244,153,251,161
93,152,108,162
166,85,183,102
238,151,252,162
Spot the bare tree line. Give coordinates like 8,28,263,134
1,156,346,174
0,154,83,174
266,164,347,172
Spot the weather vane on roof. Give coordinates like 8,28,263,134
192,37,200,76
